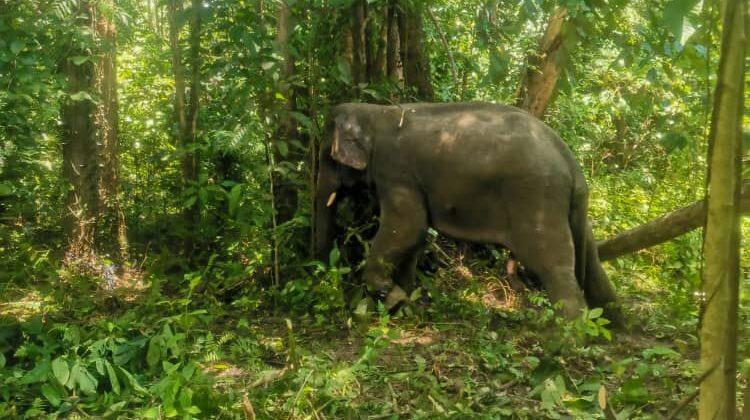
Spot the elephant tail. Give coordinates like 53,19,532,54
569,182,625,327
569,184,589,288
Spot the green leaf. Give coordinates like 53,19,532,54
69,91,94,102
276,141,289,158
336,57,352,84
660,132,689,152
114,343,136,366
41,383,62,407
52,358,70,386
189,275,202,292
179,387,193,409
76,365,98,395
0,181,12,196
147,338,161,368
588,307,603,319
183,195,197,208
10,39,24,54
328,246,340,266
105,361,121,394
119,367,148,394
290,111,313,131
181,361,197,381
642,346,679,359
162,360,181,374
20,360,50,384
70,55,89,65
0,352,5,368
228,184,242,217
620,378,649,403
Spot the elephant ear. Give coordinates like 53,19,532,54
331,115,368,170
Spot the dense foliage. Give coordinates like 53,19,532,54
0,0,748,417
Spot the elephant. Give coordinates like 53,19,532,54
313,102,623,326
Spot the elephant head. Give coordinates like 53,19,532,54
313,105,374,261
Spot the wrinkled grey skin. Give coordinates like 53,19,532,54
314,102,623,325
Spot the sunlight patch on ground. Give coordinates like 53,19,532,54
0,290,46,321
392,328,438,346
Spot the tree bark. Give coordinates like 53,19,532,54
62,0,129,267
349,0,367,85
386,0,403,85
699,0,745,416
93,0,128,264
398,1,433,100
597,181,750,261
368,3,388,83
61,29,98,260
515,6,568,118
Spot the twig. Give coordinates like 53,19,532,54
665,362,719,420
426,7,459,94
242,394,256,420
250,367,288,388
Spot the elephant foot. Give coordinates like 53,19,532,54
603,304,627,331
383,285,408,313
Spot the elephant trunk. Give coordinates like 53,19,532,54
313,155,340,262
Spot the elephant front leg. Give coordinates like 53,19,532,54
363,187,428,311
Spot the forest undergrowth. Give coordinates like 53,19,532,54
1,186,748,418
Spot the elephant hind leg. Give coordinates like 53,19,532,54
508,216,587,320
364,187,428,302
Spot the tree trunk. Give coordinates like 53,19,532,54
699,0,745,416
62,0,129,267
398,1,433,100
93,0,128,264
386,0,403,86
368,2,388,83
168,0,201,253
515,6,568,118
61,36,98,260
273,0,299,226
597,181,750,261
185,0,201,196
348,0,367,85
168,0,187,148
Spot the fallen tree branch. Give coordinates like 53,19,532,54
597,180,750,261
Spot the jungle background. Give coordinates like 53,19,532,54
0,0,748,417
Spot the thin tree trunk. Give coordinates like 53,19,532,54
185,0,201,194
597,181,750,261
93,0,128,264
698,0,745,416
273,0,299,226
168,0,201,254
426,7,458,93
168,0,188,148
515,6,568,118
